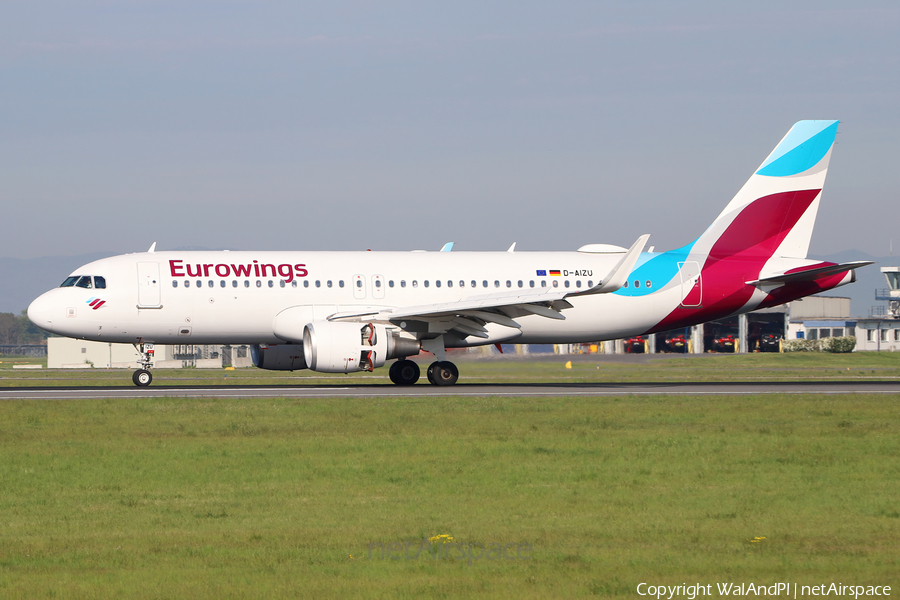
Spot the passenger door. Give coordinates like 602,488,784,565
137,262,162,308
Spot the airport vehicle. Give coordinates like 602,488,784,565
664,334,688,353
624,336,646,354
758,333,781,352
27,120,871,386
712,334,736,353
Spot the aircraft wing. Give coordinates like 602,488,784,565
329,288,573,338
746,260,874,286
327,234,651,339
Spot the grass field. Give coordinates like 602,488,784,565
3,351,900,387
1,381,898,597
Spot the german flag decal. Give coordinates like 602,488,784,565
549,270,561,276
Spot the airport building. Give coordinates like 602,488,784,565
47,338,253,369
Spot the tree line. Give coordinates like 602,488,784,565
0,312,49,345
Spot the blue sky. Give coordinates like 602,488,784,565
2,2,898,258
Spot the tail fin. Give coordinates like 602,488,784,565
692,120,839,262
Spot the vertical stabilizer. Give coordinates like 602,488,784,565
692,120,838,262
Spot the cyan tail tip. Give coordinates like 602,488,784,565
755,120,839,178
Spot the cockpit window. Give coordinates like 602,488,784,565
60,276,79,287
75,276,93,289
94,276,106,289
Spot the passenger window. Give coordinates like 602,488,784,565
634,280,640,288
256,280,262,288
376,280,382,288
389,280,395,288
94,276,106,289
552,280,558,288
339,280,344,288
435,280,441,288
356,280,362,288
172,281,178,288
529,280,534,288
588,280,593,287
623,281,629,288
564,280,570,288
185,280,191,288
232,280,238,288
303,280,309,288
517,280,523,288
60,276,79,287
291,281,297,288
576,280,581,288
470,280,476,288
280,280,285,288
646,280,652,288
424,280,430,288
494,280,500,288
327,280,333,288
268,280,274,288
316,280,321,288
446,280,452,288
401,280,406,288
221,280,226,288
244,280,250,288
541,280,547,288
412,280,418,288
506,280,511,288
209,280,214,288
76,276,93,289
483,280,488,288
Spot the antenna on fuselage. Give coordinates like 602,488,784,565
147,242,157,253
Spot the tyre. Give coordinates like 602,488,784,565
133,369,152,387
428,361,458,386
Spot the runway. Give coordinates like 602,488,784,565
2,380,900,399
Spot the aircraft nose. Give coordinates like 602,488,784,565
27,293,55,333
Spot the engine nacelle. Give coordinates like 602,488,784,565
303,321,420,373
251,343,307,371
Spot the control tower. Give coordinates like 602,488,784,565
875,267,900,318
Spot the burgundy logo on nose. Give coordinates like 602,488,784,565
87,297,106,310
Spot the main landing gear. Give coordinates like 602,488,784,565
427,361,459,386
388,359,459,386
389,359,420,385
132,342,155,387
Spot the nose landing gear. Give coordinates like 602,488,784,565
133,369,152,386
132,342,155,387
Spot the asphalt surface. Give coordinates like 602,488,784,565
2,381,899,399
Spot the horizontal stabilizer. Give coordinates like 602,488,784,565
747,261,873,286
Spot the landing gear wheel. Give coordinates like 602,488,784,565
389,360,420,385
427,361,459,386
133,369,152,387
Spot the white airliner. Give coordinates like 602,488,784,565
28,120,871,386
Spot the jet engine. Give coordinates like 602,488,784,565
303,321,420,373
251,343,307,371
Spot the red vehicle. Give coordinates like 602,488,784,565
624,336,646,354
665,334,688,353
712,334,736,353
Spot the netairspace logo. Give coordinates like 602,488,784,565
636,582,892,599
